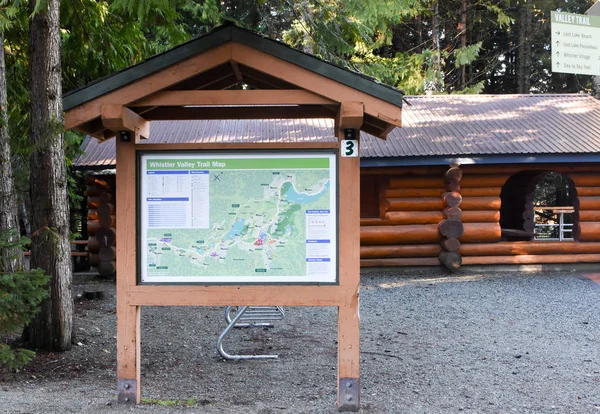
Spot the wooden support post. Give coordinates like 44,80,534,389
115,136,141,403
336,102,362,412
338,304,360,411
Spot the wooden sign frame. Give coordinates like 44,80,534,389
115,121,361,411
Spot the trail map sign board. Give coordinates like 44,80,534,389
139,152,337,284
551,11,600,76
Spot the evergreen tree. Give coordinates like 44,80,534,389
0,1,24,273
23,0,73,351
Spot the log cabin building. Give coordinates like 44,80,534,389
75,93,600,272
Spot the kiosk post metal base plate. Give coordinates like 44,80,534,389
338,378,359,412
117,379,137,404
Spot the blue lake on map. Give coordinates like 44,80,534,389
283,181,329,203
225,218,246,240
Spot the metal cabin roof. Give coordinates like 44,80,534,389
75,94,600,169
63,24,404,111
362,94,600,158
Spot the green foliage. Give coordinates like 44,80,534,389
141,396,198,407
110,0,178,21
0,344,36,371
454,42,483,68
282,0,422,62
282,0,364,63
0,229,50,371
485,4,513,28
2,0,225,233
0,0,19,32
278,0,491,93
0,231,25,271
61,0,153,90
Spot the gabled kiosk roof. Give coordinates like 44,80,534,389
64,24,403,140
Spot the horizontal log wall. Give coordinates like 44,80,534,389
460,241,600,256
360,211,443,226
361,244,442,258
459,223,502,243
361,163,600,268
462,211,500,223
360,167,446,267
360,224,440,245
462,254,600,265
455,170,507,269
360,257,440,267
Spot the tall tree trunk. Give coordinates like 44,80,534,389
0,31,24,274
416,16,423,54
20,195,31,237
24,0,73,351
429,1,443,93
458,0,467,89
516,1,532,93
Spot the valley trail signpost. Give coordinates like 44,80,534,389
551,11,600,76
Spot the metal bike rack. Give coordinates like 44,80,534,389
217,306,285,360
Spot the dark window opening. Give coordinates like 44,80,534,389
500,171,577,241
532,172,576,241
360,175,382,219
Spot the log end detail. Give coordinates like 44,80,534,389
438,219,465,239
439,251,462,272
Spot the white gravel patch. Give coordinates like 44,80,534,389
1,270,599,413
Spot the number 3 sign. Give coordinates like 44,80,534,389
341,140,359,157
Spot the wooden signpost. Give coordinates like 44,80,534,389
113,106,363,410
63,25,402,412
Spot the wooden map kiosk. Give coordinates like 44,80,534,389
64,25,403,411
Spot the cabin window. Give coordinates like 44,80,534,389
500,171,577,242
532,173,576,241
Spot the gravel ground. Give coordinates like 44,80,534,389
1,269,600,413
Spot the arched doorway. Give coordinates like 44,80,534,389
500,171,578,241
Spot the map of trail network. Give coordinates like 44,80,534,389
140,154,336,282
